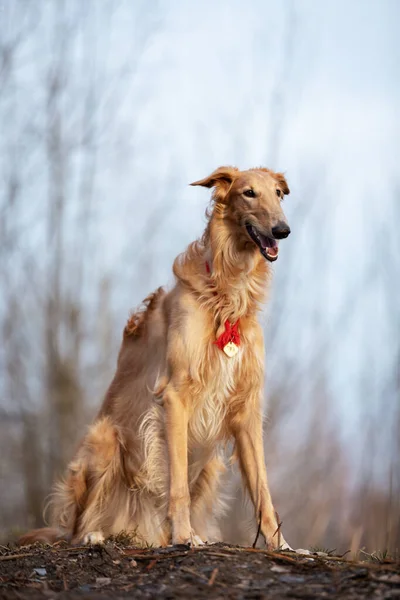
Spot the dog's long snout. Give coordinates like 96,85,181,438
272,221,291,239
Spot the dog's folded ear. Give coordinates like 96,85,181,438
190,166,238,189
273,172,290,195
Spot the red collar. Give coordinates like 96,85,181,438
205,261,241,355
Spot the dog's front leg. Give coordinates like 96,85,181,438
232,411,287,549
164,385,197,545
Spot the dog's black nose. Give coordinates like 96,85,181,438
272,222,291,239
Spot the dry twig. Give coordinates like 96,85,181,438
252,510,262,548
208,567,219,586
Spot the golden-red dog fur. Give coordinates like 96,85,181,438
20,166,291,549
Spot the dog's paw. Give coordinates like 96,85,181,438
173,531,205,547
279,539,294,551
189,532,205,547
83,531,105,545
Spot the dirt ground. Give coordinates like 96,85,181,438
0,540,399,599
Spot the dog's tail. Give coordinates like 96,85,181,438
18,527,67,546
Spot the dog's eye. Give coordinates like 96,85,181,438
244,189,256,198
276,189,281,198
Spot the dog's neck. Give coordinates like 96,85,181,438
173,205,271,325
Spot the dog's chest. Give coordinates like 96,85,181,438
188,347,242,445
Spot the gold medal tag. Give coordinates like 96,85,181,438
223,342,239,358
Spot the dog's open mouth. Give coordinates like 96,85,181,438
245,223,279,262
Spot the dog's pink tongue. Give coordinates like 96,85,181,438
259,233,278,249
267,246,279,257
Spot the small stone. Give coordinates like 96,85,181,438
130,559,138,567
33,568,47,577
95,577,111,586
270,565,289,573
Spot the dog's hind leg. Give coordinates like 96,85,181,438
50,416,124,544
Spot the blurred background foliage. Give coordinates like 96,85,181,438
0,0,399,554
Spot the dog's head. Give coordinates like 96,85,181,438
191,166,290,262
